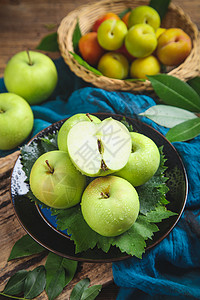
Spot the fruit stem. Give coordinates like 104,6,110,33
100,191,109,198
45,160,54,174
0,109,5,113
26,50,33,66
86,113,93,122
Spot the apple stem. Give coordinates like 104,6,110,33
86,113,93,122
45,160,54,174
26,50,33,66
101,191,109,198
0,109,4,113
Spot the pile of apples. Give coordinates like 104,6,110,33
29,113,161,237
78,5,192,80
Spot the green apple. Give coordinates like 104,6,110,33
114,132,160,186
29,150,86,209
97,19,128,51
128,5,160,31
97,52,129,79
81,176,140,237
67,117,132,177
4,51,58,105
57,113,101,153
125,23,157,58
0,93,34,150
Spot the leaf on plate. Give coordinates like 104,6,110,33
166,117,200,142
72,19,82,51
70,278,90,300
139,105,197,128
145,205,177,222
147,74,200,112
3,270,28,296
36,32,59,52
8,234,45,261
24,266,46,299
20,132,58,179
69,51,102,76
149,0,171,20
187,76,200,96
137,148,169,214
45,252,78,300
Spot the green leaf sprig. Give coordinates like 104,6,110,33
1,235,78,300
140,75,200,142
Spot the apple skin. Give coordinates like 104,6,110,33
92,12,120,32
0,93,34,150
114,132,160,187
125,23,157,58
78,32,105,66
130,55,160,79
155,28,166,39
121,11,131,28
156,28,192,66
128,5,160,31
97,52,129,79
29,150,86,209
97,19,128,51
81,176,140,237
4,51,58,105
57,113,101,153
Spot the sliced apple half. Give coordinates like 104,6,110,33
67,117,132,177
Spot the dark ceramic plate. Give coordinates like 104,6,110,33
10,113,188,263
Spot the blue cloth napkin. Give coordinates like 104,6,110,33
1,57,200,299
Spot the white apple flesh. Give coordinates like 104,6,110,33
29,150,86,209
81,176,140,237
0,93,34,150
67,117,132,177
57,113,101,153
114,132,160,186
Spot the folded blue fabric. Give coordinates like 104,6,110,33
1,57,200,299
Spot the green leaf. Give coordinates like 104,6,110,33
20,132,58,179
3,270,28,296
62,258,78,285
139,105,197,128
149,0,171,20
166,117,200,142
69,52,102,76
24,266,46,299
118,8,132,19
70,278,90,300
8,234,45,261
147,74,200,112
45,252,77,300
72,20,82,51
187,76,200,96
145,205,177,222
36,32,59,52
81,285,102,300
137,148,169,214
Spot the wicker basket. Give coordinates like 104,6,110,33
57,0,200,92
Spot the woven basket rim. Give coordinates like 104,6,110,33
57,0,200,91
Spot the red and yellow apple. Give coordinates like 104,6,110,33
130,55,160,79
78,32,105,66
121,11,131,27
92,12,120,32
128,5,160,31
97,19,128,51
156,28,192,66
97,52,129,79
125,23,157,58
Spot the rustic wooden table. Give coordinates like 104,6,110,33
0,1,199,299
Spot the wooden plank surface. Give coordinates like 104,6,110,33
0,0,199,299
